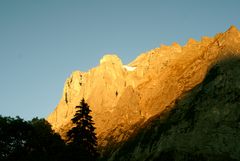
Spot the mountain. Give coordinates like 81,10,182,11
47,26,240,154
108,56,240,161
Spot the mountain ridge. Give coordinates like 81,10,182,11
47,25,240,151
108,56,240,161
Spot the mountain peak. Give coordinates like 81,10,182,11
47,26,240,155
222,25,240,39
227,25,239,33
185,38,198,46
100,54,122,65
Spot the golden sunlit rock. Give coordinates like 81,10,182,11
47,26,240,149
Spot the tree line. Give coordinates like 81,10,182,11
0,98,98,161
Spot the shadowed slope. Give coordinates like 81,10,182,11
109,56,240,161
48,26,240,152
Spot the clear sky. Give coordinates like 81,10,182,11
0,0,239,120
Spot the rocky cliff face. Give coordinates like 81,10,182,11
47,26,240,150
109,57,240,161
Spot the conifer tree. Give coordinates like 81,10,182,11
67,98,98,161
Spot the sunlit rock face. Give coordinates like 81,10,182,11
109,57,240,161
47,26,240,150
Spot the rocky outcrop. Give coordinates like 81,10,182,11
47,26,240,151
109,57,240,161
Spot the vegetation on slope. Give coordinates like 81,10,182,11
110,56,240,161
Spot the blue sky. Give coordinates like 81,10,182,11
0,0,239,120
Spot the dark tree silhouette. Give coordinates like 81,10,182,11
26,118,66,161
0,116,31,161
0,115,66,161
67,98,98,161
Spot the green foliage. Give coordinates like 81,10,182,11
67,98,99,161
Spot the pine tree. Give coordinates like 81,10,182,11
66,98,98,161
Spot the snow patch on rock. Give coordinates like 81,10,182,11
123,65,136,71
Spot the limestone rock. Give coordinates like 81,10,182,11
47,26,240,150
109,57,240,161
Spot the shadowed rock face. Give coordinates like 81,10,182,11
47,26,240,150
109,57,240,161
